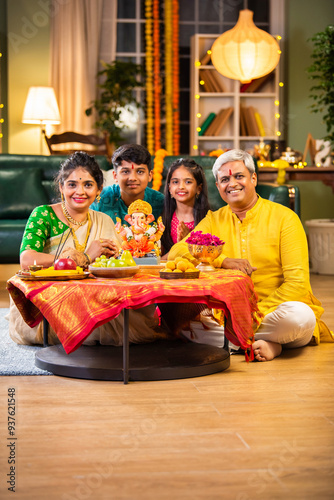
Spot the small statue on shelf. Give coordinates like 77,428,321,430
253,140,271,161
115,200,165,258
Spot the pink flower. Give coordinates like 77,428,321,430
186,231,225,247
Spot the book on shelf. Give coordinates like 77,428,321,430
201,69,225,93
239,80,253,93
240,106,263,136
204,109,225,136
214,107,234,136
200,49,212,66
240,72,275,93
199,69,222,92
208,70,226,92
246,106,260,136
240,106,248,136
240,106,265,137
254,111,265,137
199,69,214,92
198,112,216,136
203,107,233,136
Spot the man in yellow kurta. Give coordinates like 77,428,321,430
169,149,333,361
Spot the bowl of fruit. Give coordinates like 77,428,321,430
89,251,139,279
159,257,200,279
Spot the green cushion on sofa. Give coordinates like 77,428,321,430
0,167,50,219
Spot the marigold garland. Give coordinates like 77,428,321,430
153,0,161,152
209,149,225,157
164,0,173,155
172,0,180,154
152,148,168,191
145,0,154,154
145,0,180,155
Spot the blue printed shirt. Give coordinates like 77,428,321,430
90,184,165,225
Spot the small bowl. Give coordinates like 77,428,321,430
28,265,43,272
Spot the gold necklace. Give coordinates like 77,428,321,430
61,202,88,226
70,212,92,252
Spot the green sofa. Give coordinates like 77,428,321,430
0,154,110,264
153,155,300,214
0,153,299,264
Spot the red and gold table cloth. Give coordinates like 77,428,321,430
7,270,261,355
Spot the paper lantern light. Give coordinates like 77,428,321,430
211,10,281,83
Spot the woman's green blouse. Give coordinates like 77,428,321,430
20,205,67,253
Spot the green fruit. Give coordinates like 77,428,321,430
107,258,118,267
120,250,136,266
117,260,127,267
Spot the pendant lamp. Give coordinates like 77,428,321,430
211,9,281,83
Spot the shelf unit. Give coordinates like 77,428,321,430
190,34,281,154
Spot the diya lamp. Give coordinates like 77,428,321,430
28,262,43,272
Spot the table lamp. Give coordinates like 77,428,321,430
22,86,61,153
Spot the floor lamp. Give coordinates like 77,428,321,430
22,87,61,154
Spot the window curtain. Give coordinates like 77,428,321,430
50,0,116,134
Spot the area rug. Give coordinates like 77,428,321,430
0,308,52,376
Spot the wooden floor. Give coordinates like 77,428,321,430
0,271,333,499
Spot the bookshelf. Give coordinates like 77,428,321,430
190,34,281,154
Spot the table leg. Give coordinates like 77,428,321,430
223,317,230,352
123,308,129,384
43,317,49,347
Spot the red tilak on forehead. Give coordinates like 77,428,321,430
229,169,232,175
132,163,134,169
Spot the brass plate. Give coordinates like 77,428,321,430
16,271,90,281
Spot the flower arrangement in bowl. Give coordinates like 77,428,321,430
186,231,225,272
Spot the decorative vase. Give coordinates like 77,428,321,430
188,243,224,272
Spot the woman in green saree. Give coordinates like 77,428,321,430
9,152,167,346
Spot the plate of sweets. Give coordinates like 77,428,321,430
89,252,139,279
159,258,200,279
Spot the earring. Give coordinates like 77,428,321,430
96,194,101,203
61,192,64,202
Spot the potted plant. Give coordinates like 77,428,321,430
85,60,145,151
307,25,334,147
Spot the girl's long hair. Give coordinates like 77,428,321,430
161,159,210,253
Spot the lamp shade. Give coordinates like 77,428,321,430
211,10,281,83
22,86,61,125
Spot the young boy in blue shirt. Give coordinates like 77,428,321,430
91,144,164,225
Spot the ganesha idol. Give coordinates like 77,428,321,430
115,200,164,264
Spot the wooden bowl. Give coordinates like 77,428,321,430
89,265,139,279
159,270,200,280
